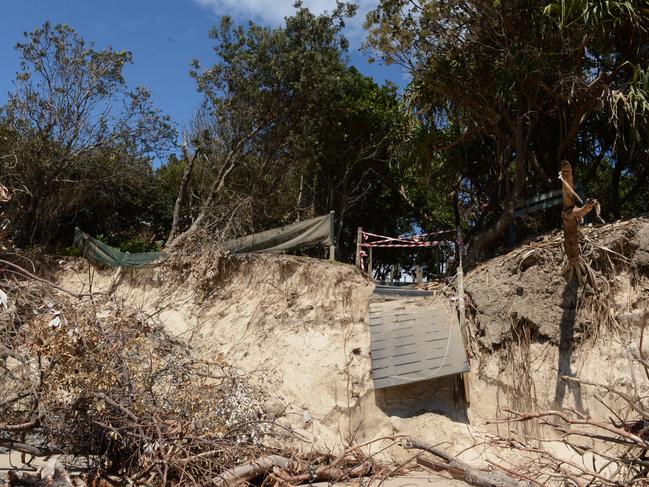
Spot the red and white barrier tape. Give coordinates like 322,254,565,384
361,241,449,248
361,230,453,248
362,232,413,245
362,229,452,240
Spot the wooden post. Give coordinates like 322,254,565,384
434,245,440,276
368,246,373,277
456,226,467,342
328,211,336,262
415,265,423,284
355,227,362,269
456,225,471,404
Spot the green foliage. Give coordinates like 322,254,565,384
543,0,646,30
176,4,416,260
185,4,357,236
365,0,649,260
13,2,649,266
57,246,81,257
1,22,175,248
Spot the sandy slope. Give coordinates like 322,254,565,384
54,255,494,468
50,219,649,476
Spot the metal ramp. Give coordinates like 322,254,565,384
369,294,469,389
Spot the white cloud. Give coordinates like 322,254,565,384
193,0,377,47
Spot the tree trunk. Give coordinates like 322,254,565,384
465,115,528,267
168,157,237,248
166,134,198,247
16,193,41,248
609,156,623,219
167,126,261,248
560,160,599,288
403,438,531,487
561,160,580,269
335,204,346,252
453,191,462,267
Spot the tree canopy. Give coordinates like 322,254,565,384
1,2,649,268
365,0,649,263
1,22,174,248
166,3,413,259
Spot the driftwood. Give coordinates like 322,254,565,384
212,455,293,486
7,458,85,487
402,438,532,487
0,439,59,457
211,453,374,486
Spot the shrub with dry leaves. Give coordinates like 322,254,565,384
1,268,273,485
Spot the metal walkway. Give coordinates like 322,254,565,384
373,285,433,299
369,290,469,389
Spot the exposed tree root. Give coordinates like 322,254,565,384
402,437,532,487
560,160,603,290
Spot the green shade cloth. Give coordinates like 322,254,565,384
74,212,333,265
74,228,165,267
222,212,334,254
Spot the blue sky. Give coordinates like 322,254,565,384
0,0,405,134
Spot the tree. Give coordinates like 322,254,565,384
365,0,649,265
166,132,200,246
164,4,419,262
168,2,373,248
1,22,175,247
302,67,411,251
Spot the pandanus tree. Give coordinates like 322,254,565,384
364,0,649,265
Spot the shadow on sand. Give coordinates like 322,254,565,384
374,375,469,423
553,276,585,411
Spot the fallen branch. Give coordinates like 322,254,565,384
402,437,532,487
95,392,139,422
0,417,40,432
0,258,92,298
7,458,82,486
0,439,60,457
212,455,293,486
211,454,376,487
273,461,372,483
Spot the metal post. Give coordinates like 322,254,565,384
355,227,362,269
368,246,373,277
